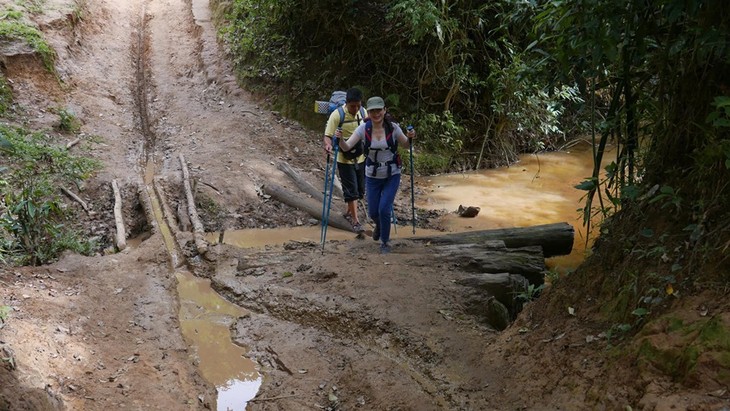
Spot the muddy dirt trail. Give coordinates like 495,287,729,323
0,0,311,409
2,0,728,410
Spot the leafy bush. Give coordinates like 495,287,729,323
55,108,81,133
214,0,581,170
0,125,100,265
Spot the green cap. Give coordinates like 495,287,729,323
366,96,385,111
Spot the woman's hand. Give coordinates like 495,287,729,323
407,126,416,139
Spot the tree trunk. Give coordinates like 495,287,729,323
412,222,574,257
262,183,353,233
432,244,546,284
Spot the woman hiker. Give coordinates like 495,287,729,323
336,96,416,253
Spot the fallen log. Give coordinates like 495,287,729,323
432,244,546,284
153,177,179,235
262,183,353,233
179,154,208,256
111,179,126,251
61,187,89,213
65,138,80,150
456,273,529,316
413,222,574,258
277,161,325,202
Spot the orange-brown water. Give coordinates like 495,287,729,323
422,141,612,272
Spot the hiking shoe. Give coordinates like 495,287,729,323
373,224,380,241
342,213,353,224
352,222,365,233
380,243,391,254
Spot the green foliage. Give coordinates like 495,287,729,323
706,96,730,129
537,0,730,242
0,124,100,265
218,0,302,85
215,0,577,168
489,56,583,154
0,7,55,71
417,110,464,154
515,283,545,303
0,73,12,114
55,108,81,133
16,0,46,14
411,151,449,175
0,305,10,322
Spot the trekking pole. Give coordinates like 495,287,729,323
321,134,340,253
320,152,331,247
408,125,416,234
392,204,398,234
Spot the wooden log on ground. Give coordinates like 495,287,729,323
456,273,529,316
61,187,89,213
137,183,158,234
111,179,126,251
66,138,80,150
278,161,325,202
179,154,209,256
262,183,353,233
413,222,574,258
432,244,546,284
153,177,179,235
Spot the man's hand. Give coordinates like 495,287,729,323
323,135,333,155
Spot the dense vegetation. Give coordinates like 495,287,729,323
212,0,586,172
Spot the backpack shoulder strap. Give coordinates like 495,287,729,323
364,119,373,146
384,121,397,153
336,106,345,129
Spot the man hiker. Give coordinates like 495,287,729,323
323,87,367,233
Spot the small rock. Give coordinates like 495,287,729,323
457,205,481,218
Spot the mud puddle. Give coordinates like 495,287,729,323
177,271,261,410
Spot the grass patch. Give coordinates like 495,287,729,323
0,7,56,71
15,0,46,15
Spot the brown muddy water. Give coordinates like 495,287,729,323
423,141,611,273
177,141,610,410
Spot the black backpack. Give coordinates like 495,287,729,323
336,105,367,160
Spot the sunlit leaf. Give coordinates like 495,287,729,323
665,284,674,295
